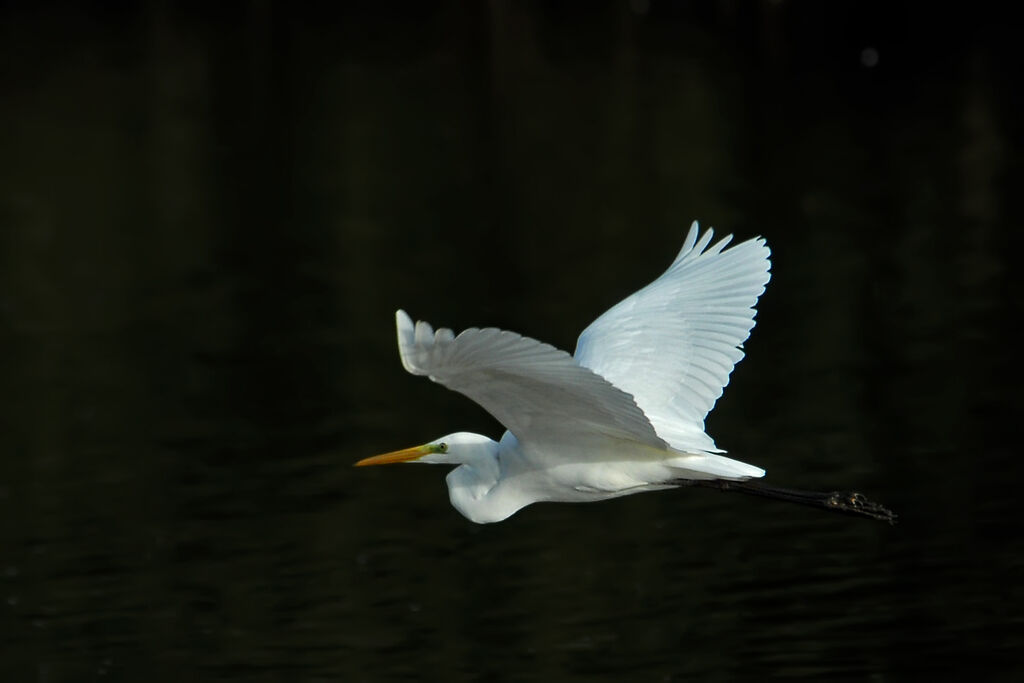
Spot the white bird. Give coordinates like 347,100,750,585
356,222,895,524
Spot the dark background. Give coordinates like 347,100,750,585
2,1,1021,680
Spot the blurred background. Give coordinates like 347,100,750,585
2,1,1021,680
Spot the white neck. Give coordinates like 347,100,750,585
443,435,528,524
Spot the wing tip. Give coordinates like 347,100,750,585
675,221,701,263
395,309,423,374
396,308,413,330
395,310,459,374
676,220,758,265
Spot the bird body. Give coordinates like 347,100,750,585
440,432,686,524
356,221,896,524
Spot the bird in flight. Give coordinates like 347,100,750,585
356,222,895,524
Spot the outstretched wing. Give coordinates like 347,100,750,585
395,310,667,453
573,222,771,454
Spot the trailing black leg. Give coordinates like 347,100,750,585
677,478,897,524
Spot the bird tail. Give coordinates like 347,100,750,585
666,452,765,480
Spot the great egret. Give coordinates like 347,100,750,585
356,222,895,524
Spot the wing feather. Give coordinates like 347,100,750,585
395,310,667,453
573,221,771,454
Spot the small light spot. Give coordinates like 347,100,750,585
630,0,650,15
860,46,880,68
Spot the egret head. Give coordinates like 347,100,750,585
355,432,496,467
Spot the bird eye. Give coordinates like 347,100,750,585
438,442,448,453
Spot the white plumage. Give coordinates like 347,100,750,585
575,225,771,454
357,221,772,523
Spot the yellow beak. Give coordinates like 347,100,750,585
354,444,431,467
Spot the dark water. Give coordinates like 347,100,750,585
2,2,1021,680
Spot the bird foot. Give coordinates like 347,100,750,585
825,491,898,525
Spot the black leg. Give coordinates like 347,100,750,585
677,479,898,524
